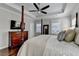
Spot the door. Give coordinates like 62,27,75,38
43,25,49,34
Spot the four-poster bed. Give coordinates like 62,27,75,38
20,5,26,44
17,10,79,56
13,6,79,56
75,12,78,27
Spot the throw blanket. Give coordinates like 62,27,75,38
17,35,79,56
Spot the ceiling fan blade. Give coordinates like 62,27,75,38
33,3,39,10
41,11,47,14
29,10,38,12
41,5,50,10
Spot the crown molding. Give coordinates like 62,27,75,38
0,3,36,19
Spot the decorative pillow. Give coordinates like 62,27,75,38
75,34,79,45
57,31,66,41
65,30,76,42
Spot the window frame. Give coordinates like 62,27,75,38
35,23,41,33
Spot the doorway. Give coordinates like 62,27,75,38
43,25,49,34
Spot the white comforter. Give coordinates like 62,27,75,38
17,35,79,56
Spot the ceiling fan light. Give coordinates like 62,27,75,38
38,11,41,13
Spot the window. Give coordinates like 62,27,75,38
72,17,76,29
51,22,61,34
36,23,41,33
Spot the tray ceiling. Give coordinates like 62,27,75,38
15,3,66,16
0,3,77,19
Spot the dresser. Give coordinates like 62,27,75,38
9,31,28,48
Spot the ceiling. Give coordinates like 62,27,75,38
15,3,66,16
0,3,77,19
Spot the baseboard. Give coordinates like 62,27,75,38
0,46,8,50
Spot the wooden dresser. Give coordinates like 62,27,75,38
9,31,28,48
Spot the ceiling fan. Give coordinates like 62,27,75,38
29,3,50,14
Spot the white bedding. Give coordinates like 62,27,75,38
17,35,79,56
43,36,79,56
17,35,51,56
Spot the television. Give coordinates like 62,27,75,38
10,20,21,29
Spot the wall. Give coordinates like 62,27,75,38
70,4,79,26
58,16,71,30
34,16,71,35
29,21,34,38
46,16,71,34
0,7,35,50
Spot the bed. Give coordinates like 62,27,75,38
17,35,79,56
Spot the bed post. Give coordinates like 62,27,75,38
20,5,25,41
41,19,43,34
75,12,78,27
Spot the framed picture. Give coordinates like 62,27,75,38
10,20,21,29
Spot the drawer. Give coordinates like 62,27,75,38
9,31,28,48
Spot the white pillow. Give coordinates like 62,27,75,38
75,34,79,45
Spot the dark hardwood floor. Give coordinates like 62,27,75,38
0,47,19,56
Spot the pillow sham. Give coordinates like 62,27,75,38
65,30,76,42
57,31,66,41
